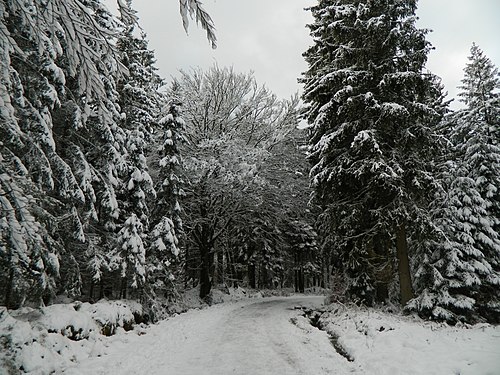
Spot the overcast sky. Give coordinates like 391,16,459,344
106,0,499,109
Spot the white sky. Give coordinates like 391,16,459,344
106,0,499,109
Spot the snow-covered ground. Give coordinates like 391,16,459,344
1,294,499,374
315,301,500,375
63,296,337,375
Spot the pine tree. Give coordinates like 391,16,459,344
0,171,60,308
113,213,147,295
61,0,128,299
410,44,500,322
0,0,95,304
284,220,320,292
301,0,446,305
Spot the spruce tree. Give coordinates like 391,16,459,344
411,44,500,322
0,0,94,305
63,0,128,299
301,0,446,305
154,86,186,237
1,0,130,302
110,1,163,298
1,0,217,306
146,91,185,296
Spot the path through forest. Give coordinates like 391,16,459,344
63,296,347,374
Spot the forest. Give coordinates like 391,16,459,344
0,0,499,329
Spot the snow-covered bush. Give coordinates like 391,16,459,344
0,300,145,374
79,300,144,336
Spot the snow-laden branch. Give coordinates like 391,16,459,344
179,0,217,49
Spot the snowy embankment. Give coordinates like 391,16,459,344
0,299,145,374
312,302,500,374
1,292,499,374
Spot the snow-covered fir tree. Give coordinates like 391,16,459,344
284,220,321,292
0,8,60,307
0,171,60,308
113,213,147,295
154,85,185,237
108,0,164,298
1,0,135,303
410,44,500,323
0,0,216,307
301,0,446,305
145,88,185,297
0,0,117,305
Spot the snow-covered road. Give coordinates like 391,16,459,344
63,296,344,375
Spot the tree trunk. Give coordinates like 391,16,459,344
261,264,268,289
89,280,94,301
221,249,226,286
184,243,189,289
121,277,127,299
294,251,299,292
99,278,104,299
199,244,213,299
227,250,236,287
373,234,391,303
294,269,299,292
299,251,305,293
395,224,413,305
213,250,219,286
299,267,305,293
325,250,331,288
248,263,256,289
5,268,14,309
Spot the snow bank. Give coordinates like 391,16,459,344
79,299,143,335
35,304,98,340
0,300,145,374
316,302,500,375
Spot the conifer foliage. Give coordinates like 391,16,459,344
146,92,184,297
0,0,208,308
1,0,127,307
410,45,500,322
301,0,446,305
111,0,163,299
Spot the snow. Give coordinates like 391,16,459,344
160,113,174,124
62,296,338,375
317,302,500,375
2,296,499,374
0,300,144,374
36,304,98,340
380,102,410,117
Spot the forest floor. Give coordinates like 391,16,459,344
2,293,499,374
